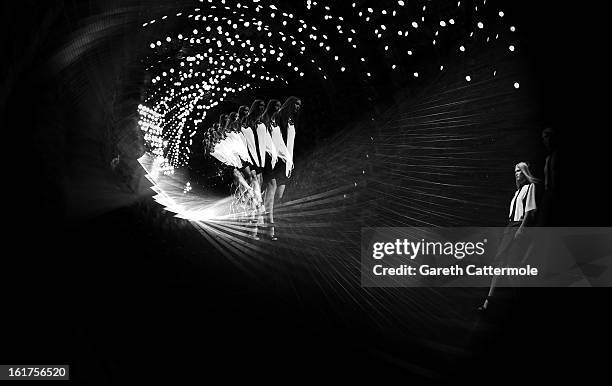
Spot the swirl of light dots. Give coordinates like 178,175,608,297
137,0,521,218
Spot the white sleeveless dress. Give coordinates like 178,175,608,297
231,132,250,164
270,123,291,178
256,122,277,169
241,126,261,168
285,122,296,178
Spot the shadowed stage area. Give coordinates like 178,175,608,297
17,198,608,383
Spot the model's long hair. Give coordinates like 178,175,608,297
210,123,220,143
515,162,540,189
218,114,228,128
260,99,280,127
243,99,264,127
236,105,249,127
226,112,237,131
272,96,301,131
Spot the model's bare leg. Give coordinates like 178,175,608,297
264,178,277,239
249,171,263,240
479,232,513,311
480,274,499,311
276,184,286,202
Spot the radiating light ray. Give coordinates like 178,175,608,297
130,2,534,366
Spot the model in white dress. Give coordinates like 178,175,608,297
270,97,301,200
479,162,540,311
256,100,282,240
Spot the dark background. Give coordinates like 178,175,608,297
2,1,609,383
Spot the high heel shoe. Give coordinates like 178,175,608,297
269,225,278,241
477,296,491,312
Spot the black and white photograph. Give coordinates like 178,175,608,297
2,0,610,383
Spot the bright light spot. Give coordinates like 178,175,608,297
466,75,471,82
514,82,520,89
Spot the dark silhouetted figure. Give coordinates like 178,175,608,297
539,127,559,226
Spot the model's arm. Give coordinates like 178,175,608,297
233,169,253,192
243,165,252,181
256,124,267,168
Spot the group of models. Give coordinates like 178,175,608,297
203,97,302,240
